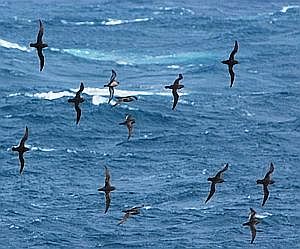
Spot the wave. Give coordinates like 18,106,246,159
101,17,152,26
59,48,212,66
280,5,299,13
60,19,95,26
30,146,56,152
0,38,31,52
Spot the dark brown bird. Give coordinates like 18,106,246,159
222,40,239,87
112,96,137,107
243,208,260,244
104,69,119,104
29,19,48,71
12,126,29,174
119,114,135,140
98,166,116,214
165,73,184,110
68,82,84,125
256,162,275,206
118,205,144,225
205,163,229,203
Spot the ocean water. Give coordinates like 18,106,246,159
0,0,300,248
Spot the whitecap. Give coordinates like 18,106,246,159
280,5,299,13
256,212,272,219
8,93,22,97
0,38,31,52
33,91,74,100
167,65,180,69
92,95,109,105
67,149,77,154
101,17,151,26
143,205,152,210
30,146,55,152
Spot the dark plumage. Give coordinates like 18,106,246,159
165,73,184,110
222,40,239,87
98,166,116,214
256,162,275,206
118,205,144,225
29,19,48,71
119,114,135,140
12,126,29,174
243,208,260,244
68,82,84,125
104,69,119,104
112,96,137,107
205,163,228,203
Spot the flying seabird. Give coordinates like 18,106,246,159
165,73,184,110
118,205,144,225
205,163,229,203
256,162,275,206
98,166,116,214
222,40,239,87
104,69,119,104
29,19,48,71
243,208,260,244
119,114,135,140
12,126,29,174
68,82,84,125
112,96,137,107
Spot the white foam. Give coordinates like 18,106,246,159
33,91,74,100
92,95,109,105
30,146,55,152
143,205,152,210
167,65,180,69
101,18,151,26
280,5,299,13
256,212,272,219
8,93,22,97
0,38,31,52
61,19,95,26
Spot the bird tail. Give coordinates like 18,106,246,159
165,85,173,89
242,222,250,226
29,43,37,48
119,122,126,125
11,147,18,152
256,179,264,184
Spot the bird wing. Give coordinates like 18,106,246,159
118,212,131,225
20,126,29,147
104,166,111,186
216,163,229,178
37,19,44,43
109,70,117,83
229,40,238,60
264,162,274,180
104,192,111,213
250,224,257,244
228,65,235,87
127,122,134,140
19,153,25,174
205,183,216,203
108,87,114,104
172,89,179,110
37,48,45,72
79,82,84,93
75,103,81,125
262,184,269,206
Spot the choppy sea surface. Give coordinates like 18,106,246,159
0,0,300,248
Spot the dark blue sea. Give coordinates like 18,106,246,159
1,0,300,248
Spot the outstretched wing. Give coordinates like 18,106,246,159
127,122,134,140
229,40,238,60
19,153,25,174
37,48,45,72
262,184,269,206
104,166,111,186
109,70,117,83
108,87,114,104
75,104,81,125
104,192,111,213
37,19,44,43
118,212,131,225
228,65,235,87
250,224,256,244
215,163,229,178
205,183,216,203
172,90,179,110
20,126,29,147
264,162,274,180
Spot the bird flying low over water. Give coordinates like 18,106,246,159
12,126,29,174
112,96,137,107
205,163,229,203
29,19,48,71
119,114,135,140
165,73,184,110
68,82,84,125
243,208,260,244
104,69,119,104
98,166,116,214
256,162,275,206
118,205,144,225
222,40,239,87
